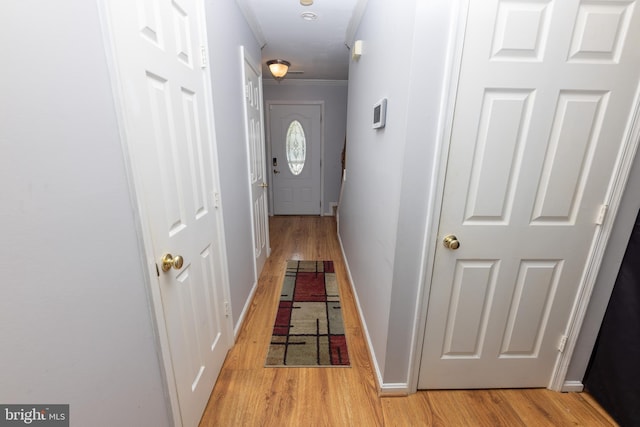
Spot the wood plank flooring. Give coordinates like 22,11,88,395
199,216,616,427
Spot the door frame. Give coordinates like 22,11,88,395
410,0,640,393
98,1,234,424
265,101,325,216
240,46,271,306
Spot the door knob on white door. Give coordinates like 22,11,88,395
161,253,184,272
443,235,460,250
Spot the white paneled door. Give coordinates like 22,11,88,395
242,49,270,277
419,0,640,388
269,104,322,215
104,1,232,425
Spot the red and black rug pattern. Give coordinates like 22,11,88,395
266,260,350,367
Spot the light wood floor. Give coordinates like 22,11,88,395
199,216,616,426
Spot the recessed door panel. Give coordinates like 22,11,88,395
137,0,164,47
172,1,193,67
568,1,635,63
146,72,186,236
464,90,533,224
500,260,562,356
443,261,499,357
532,91,609,224
491,0,553,61
181,88,209,220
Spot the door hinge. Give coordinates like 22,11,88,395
224,301,231,317
596,204,608,225
200,45,208,69
211,191,220,209
558,334,568,353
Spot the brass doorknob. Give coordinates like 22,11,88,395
443,235,460,250
161,253,184,272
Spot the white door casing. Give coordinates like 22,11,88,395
102,1,233,425
419,0,640,389
241,47,270,279
269,104,322,215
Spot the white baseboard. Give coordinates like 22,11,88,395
233,279,258,338
324,202,338,216
561,380,585,392
379,383,411,396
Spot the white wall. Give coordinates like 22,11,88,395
338,0,456,389
204,0,262,329
263,80,348,215
383,0,459,386
0,1,170,425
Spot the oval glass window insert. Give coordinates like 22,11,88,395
286,120,306,175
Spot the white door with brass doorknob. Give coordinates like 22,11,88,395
104,1,233,426
242,47,270,280
419,0,640,389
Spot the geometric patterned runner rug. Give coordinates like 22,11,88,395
265,260,350,367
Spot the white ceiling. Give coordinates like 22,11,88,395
236,0,368,80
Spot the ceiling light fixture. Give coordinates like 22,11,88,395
300,0,313,5
266,59,291,81
301,11,318,21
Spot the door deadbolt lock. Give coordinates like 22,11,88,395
443,235,460,250
161,253,184,272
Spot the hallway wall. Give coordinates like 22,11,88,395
338,0,458,390
204,0,262,330
0,1,170,425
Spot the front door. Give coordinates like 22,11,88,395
242,49,270,277
419,0,640,388
104,1,232,425
269,104,322,215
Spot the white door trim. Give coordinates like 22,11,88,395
551,83,640,391
239,45,270,334
97,2,234,424
410,0,640,392
265,100,325,215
